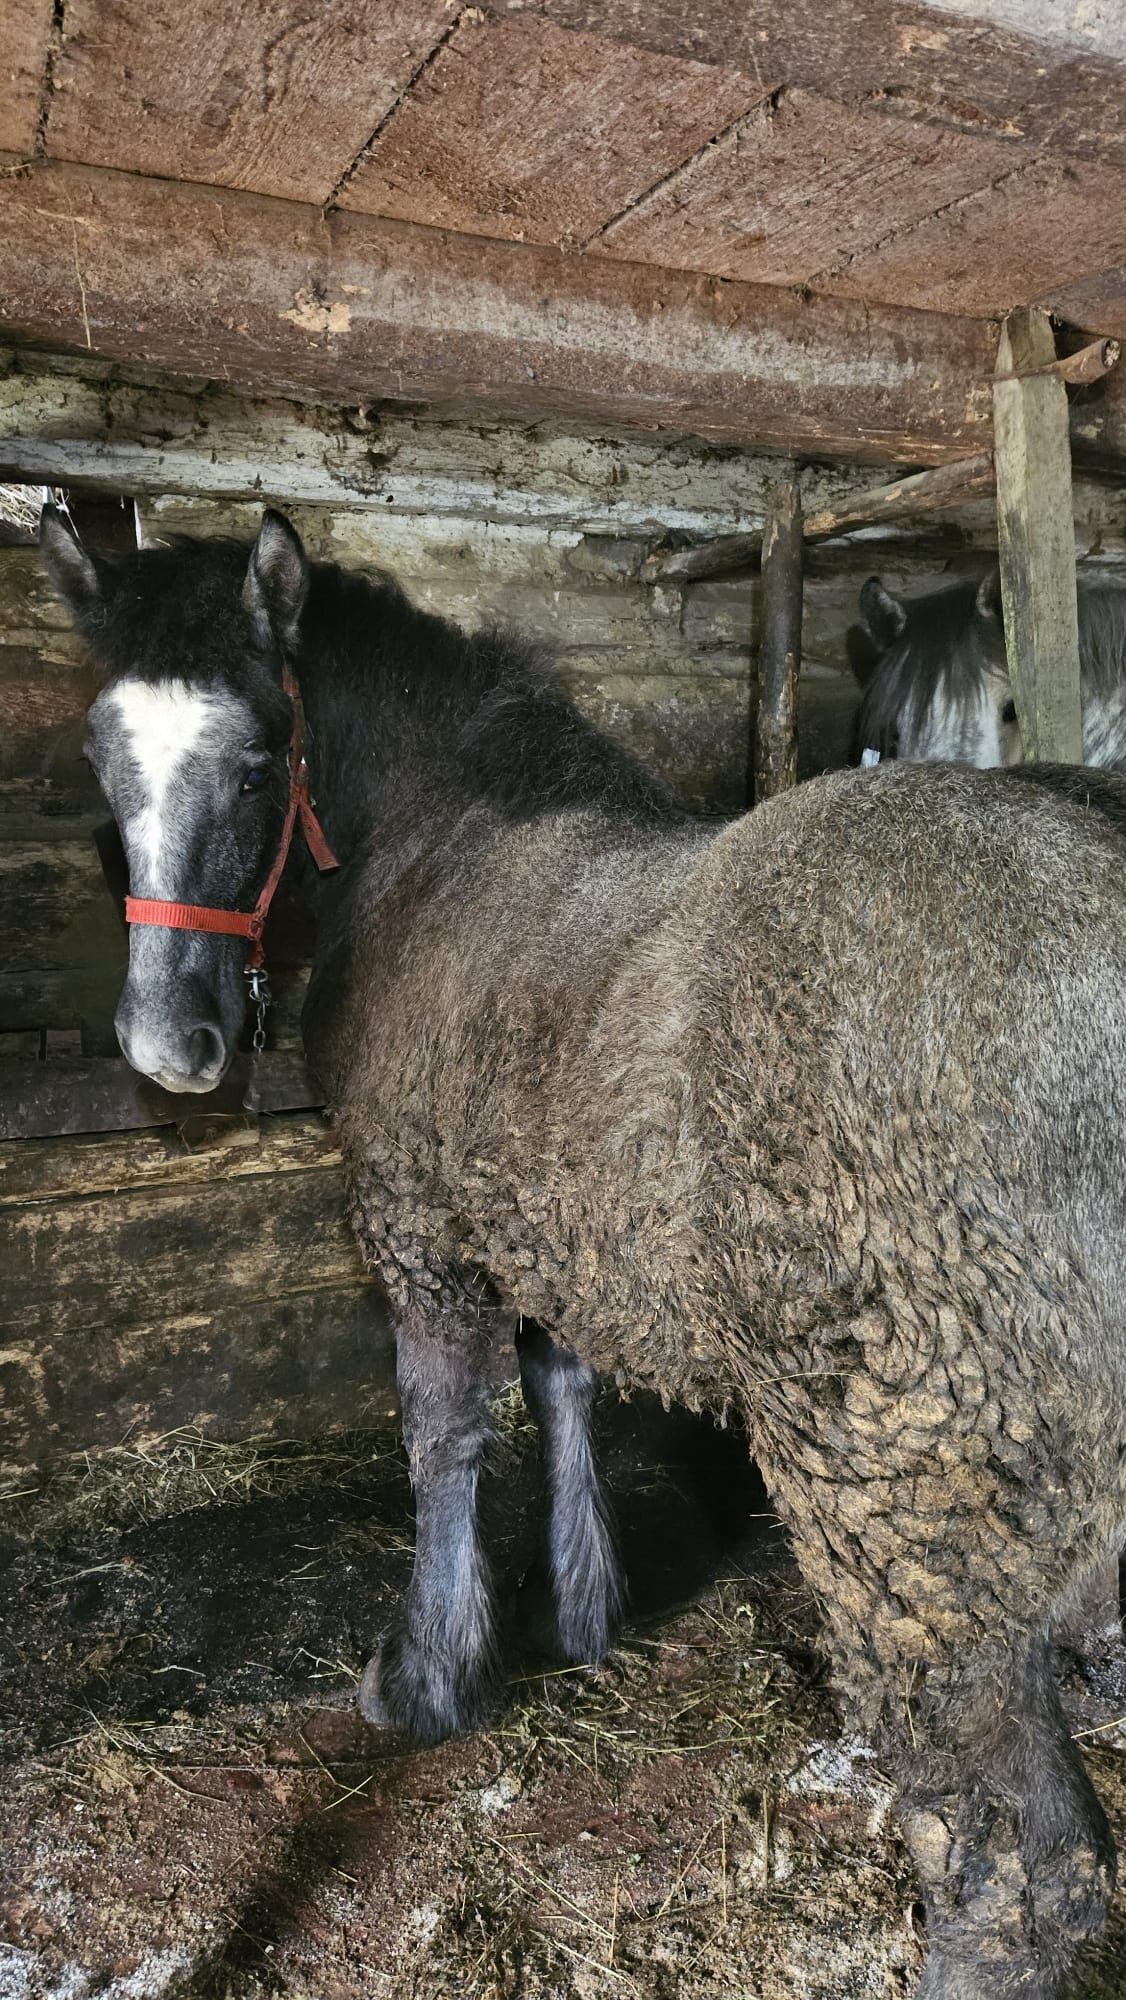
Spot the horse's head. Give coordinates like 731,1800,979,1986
850,569,1020,768
41,505,310,1092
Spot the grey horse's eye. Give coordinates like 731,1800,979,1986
239,764,271,795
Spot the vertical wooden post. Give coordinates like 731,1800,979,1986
995,311,1122,1641
754,475,803,804
992,308,1083,763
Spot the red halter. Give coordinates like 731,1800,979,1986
123,668,339,972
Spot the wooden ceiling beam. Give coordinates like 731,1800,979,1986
0,156,999,466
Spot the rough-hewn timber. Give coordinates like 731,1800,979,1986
0,156,998,465
754,479,803,803
0,1052,322,1141
0,0,55,154
644,455,998,585
41,0,455,206
338,15,768,248
0,1108,397,1470
993,307,1083,763
0,351,865,530
596,89,1026,289
489,0,1126,172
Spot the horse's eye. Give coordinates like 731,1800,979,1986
239,765,270,795
1001,701,1017,726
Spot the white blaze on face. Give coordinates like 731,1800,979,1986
110,679,224,893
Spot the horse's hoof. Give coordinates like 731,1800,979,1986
355,1625,499,1745
357,1648,391,1727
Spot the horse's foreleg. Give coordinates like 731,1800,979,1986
359,1297,500,1743
516,1322,624,1663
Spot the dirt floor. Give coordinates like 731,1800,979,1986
2,1394,1125,2000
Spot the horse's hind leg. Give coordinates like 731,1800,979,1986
876,1616,1112,1992
1014,1636,1115,1977
516,1322,624,1663
903,1633,1115,1999
358,1297,500,1744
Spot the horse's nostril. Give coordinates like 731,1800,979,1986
187,1023,227,1078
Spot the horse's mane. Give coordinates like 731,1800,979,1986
1077,582,1126,701
301,555,683,826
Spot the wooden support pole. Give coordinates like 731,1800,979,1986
992,308,1083,764
994,308,1122,1640
754,477,803,805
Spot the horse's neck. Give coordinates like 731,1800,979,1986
292,635,463,888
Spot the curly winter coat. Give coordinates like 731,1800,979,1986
45,503,1126,2000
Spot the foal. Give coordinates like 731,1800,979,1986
46,504,1126,1999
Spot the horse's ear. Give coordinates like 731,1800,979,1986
975,567,1003,623
845,622,882,689
39,504,107,623
243,508,308,654
858,576,907,648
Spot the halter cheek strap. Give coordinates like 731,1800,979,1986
123,668,339,973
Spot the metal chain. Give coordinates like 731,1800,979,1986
249,967,271,1053
242,966,272,1112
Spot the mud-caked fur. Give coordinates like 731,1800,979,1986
46,504,1126,1999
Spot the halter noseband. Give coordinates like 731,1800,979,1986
123,667,339,974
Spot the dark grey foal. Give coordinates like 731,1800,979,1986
358,1302,623,1743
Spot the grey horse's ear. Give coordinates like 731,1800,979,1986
858,576,907,648
243,508,309,653
39,503,107,623
976,567,1003,622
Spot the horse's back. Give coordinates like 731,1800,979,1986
689,760,1126,1321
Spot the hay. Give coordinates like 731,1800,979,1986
0,482,44,535
0,1424,405,1547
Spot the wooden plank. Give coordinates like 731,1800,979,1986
44,0,453,205
0,156,998,465
598,89,1021,285
1,837,116,968
3,1158,360,1339
992,308,1083,763
754,479,803,803
0,1278,396,1471
643,455,997,585
565,668,753,816
0,1051,323,1140
340,14,767,247
924,0,1126,59
1042,266,1126,342
489,1,1126,172
0,0,54,154
7,350,1126,537
1071,352,1126,469
817,152,1126,320
0,1106,338,1204
0,641,96,777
